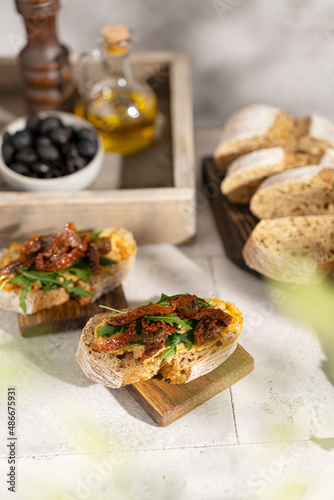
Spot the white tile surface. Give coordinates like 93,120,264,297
1,441,334,500
122,244,216,306
212,256,334,444
0,246,236,462
1,129,334,499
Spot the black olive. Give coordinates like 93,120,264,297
2,132,12,144
38,116,62,135
26,115,40,133
11,130,33,150
10,162,31,176
77,140,97,159
2,142,15,164
67,155,87,170
32,161,52,177
37,144,60,162
76,127,98,144
50,126,73,146
15,147,38,165
36,136,52,147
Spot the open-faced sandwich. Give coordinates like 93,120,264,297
76,293,243,386
0,222,136,314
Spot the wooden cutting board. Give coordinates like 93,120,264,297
127,344,254,426
19,280,254,427
202,157,260,276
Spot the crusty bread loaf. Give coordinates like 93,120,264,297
214,104,295,169
250,166,334,218
242,215,334,283
214,106,334,172
220,147,314,203
0,227,137,314
76,298,243,387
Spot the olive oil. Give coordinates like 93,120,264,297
75,25,158,156
75,91,157,155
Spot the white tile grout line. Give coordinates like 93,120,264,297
229,387,240,445
2,437,334,460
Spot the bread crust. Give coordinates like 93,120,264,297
242,215,334,283
76,298,243,387
250,166,334,218
0,227,136,314
214,105,295,169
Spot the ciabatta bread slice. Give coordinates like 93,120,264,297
0,227,137,314
76,298,243,387
242,215,334,283
250,166,334,218
214,104,295,169
220,147,314,203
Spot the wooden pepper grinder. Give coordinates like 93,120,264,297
15,0,75,112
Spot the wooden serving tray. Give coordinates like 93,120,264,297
19,284,253,425
0,52,195,245
202,157,260,275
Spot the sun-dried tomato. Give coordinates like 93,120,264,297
107,303,176,326
92,321,137,352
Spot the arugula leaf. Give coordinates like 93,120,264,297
165,332,194,351
155,293,170,306
159,345,177,359
100,256,117,267
66,267,92,283
97,323,127,337
165,334,182,346
177,333,194,351
90,230,102,239
198,297,212,309
135,320,143,335
0,278,10,291
60,259,93,283
145,313,191,330
111,340,144,353
99,305,127,314
68,286,94,298
15,277,32,314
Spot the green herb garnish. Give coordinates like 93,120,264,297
111,340,144,353
99,305,127,314
90,230,102,239
198,297,212,309
9,265,95,313
145,313,191,330
97,324,128,337
165,331,194,351
155,293,170,306
0,278,10,291
10,275,33,314
99,256,117,267
159,345,177,359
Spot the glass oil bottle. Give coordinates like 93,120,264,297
75,25,158,156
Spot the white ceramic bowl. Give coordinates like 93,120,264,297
0,111,104,191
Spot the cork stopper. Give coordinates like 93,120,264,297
101,25,130,55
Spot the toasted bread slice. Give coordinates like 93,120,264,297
0,227,137,314
76,298,243,387
250,166,334,218
242,215,334,283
